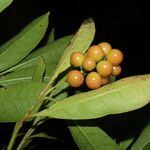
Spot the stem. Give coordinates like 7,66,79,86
7,86,54,150
7,74,64,149
16,117,48,150
16,128,34,150
7,122,22,150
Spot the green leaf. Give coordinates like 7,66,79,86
0,12,49,72
46,28,55,44
50,19,95,83
0,82,46,122
0,66,36,86
119,138,133,150
31,75,150,120
0,35,73,75
29,133,57,140
32,57,46,82
0,0,13,13
21,35,72,63
69,121,119,150
131,122,150,150
54,91,68,101
0,35,72,86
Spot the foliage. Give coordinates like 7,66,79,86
0,1,149,150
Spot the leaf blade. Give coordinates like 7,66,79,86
0,0,13,13
0,12,49,72
29,133,57,140
131,122,150,150
0,35,73,86
0,35,73,76
69,121,119,150
32,75,150,120
50,19,95,83
46,28,55,44
32,57,46,82
0,82,46,122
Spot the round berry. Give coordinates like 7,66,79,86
87,45,104,62
101,77,110,86
96,60,113,77
86,72,102,89
70,51,84,67
67,70,84,87
112,65,122,76
98,42,112,55
84,52,88,58
106,49,123,65
82,57,96,71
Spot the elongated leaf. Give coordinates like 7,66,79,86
131,122,150,150
22,35,72,62
0,67,36,86
32,57,45,82
31,75,150,120
119,138,133,150
0,35,72,86
0,82,46,122
69,121,119,150
29,133,56,140
0,0,12,12
46,28,55,44
0,12,49,72
50,19,95,83
0,35,72,75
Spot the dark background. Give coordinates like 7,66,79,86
0,0,150,149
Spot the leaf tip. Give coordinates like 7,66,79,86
82,18,95,25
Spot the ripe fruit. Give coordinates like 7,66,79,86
87,45,104,62
85,72,102,89
106,49,123,65
98,42,112,55
70,51,84,67
67,70,84,87
101,77,110,86
112,65,122,76
96,60,113,77
82,57,96,71
84,52,88,58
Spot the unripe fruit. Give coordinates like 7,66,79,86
67,70,84,87
106,49,123,65
86,72,102,89
98,42,112,55
96,60,113,77
112,65,122,76
101,77,110,86
82,57,96,71
70,51,84,67
87,45,104,62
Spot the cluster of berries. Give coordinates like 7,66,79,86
67,42,123,90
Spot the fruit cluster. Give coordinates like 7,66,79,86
67,42,123,90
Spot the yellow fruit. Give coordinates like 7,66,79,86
106,49,123,65
112,65,122,76
82,57,96,71
96,60,113,77
67,70,84,87
85,72,102,89
98,42,112,55
87,45,104,62
70,51,84,67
